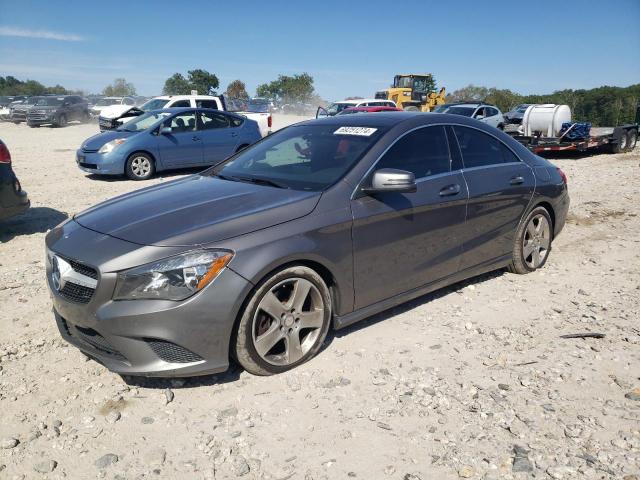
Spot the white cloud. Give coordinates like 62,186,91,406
0,26,85,42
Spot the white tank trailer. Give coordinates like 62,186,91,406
509,103,638,154
522,104,572,137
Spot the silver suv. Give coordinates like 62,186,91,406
434,102,505,129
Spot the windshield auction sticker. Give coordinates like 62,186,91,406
334,126,377,136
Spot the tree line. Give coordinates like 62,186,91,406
3,72,637,126
448,84,640,126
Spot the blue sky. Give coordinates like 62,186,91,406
0,0,638,99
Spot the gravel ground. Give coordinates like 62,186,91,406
0,118,638,479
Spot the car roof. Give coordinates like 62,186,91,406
154,95,219,100
146,107,245,119
342,106,402,112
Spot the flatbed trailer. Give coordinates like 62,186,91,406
510,123,638,154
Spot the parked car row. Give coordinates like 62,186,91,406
1,94,91,127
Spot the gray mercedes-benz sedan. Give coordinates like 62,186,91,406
45,112,569,377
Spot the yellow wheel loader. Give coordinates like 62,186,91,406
375,74,446,112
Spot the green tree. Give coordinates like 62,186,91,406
162,69,219,95
224,79,249,99
162,73,191,95
102,78,136,96
447,84,490,102
256,73,315,105
187,69,219,95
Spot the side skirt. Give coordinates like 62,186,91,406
333,254,511,330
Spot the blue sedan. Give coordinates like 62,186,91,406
77,108,262,180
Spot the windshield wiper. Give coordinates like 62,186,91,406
228,175,289,189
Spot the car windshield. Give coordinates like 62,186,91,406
116,111,171,132
25,97,39,105
36,97,64,106
140,98,170,111
95,98,120,106
326,103,355,115
515,104,530,113
433,105,449,113
208,124,386,191
441,106,476,117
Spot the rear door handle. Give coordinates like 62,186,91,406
510,176,524,185
439,184,461,197
231,132,238,137
192,135,200,141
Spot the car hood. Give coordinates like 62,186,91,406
81,130,137,151
99,105,134,119
74,175,321,247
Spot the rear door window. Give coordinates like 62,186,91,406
197,99,220,109
452,126,517,168
170,100,190,108
199,111,230,129
376,126,451,179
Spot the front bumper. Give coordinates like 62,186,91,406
45,221,253,377
76,148,125,176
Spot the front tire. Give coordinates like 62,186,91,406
125,153,155,180
234,266,332,375
509,206,553,274
55,114,67,128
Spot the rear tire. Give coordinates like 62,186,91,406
234,266,332,376
625,129,637,152
509,206,553,274
125,153,155,180
611,130,627,153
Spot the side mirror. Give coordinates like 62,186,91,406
160,126,172,135
316,106,329,119
364,168,417,194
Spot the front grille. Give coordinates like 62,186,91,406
79,162,98,169
145,338,203,363
68,259,98,279
59,317,126,361
55,256,98,304
60,282,94,303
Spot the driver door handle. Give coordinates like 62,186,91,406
231,132,238,137
439,184,461,197
192,135,200,141
510,176,524,185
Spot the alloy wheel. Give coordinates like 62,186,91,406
131,156,151,178
252,277,324,366
522,213,551,268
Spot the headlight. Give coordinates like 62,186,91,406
98,138,127,154
403,91,411,96
113,250,233,301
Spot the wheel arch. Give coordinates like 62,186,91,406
228,257,342,362
532,200,556,234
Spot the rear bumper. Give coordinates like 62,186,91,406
553,188,570,237
0,189,30,221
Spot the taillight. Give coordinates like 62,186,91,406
557,167,567,185
0,143,11,164
14,178,21,192
267,115,272,129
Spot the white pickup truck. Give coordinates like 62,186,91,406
98,95,272,137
